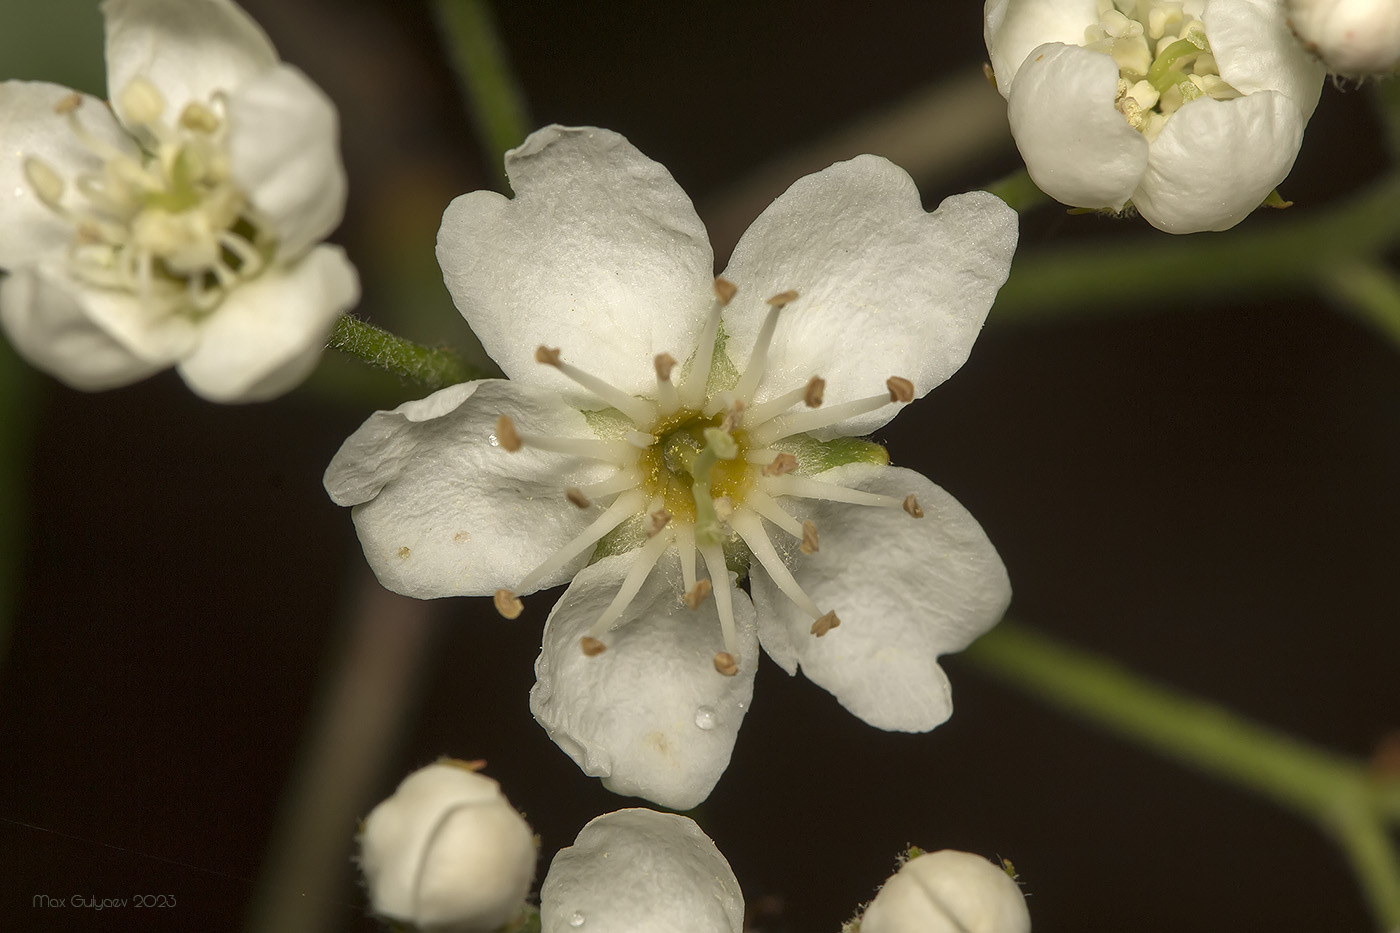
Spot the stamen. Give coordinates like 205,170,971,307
580,636,607,657
679,279,733,408
118,77,166,127
886,376,915,403
744,488,804,540
535,345,658,426
719,399,745,433
494,415,522,452
514,490,646,595
713,652,738,677
763,474,905,509
810,611,840,637
685,578,712,610
646,508,672,537
759,452,798,477
179,101,221,134
654,352,680,416
745,376,824,426
750,378,915,446
730,511,826,621
718,289,798,414
587,531,671,637
565,487,591,509
500,416,634,463
625,431,657,449
578,469,644,500
23,158,66,212
54,92,82,115
698,540,739,656
674,523,698,595
801,520,819,554
713,277,738,306
494,589,523,619
903,494,924,518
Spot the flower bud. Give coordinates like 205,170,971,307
858,849,1030,933
1289,0,1400,75
359,760,536,931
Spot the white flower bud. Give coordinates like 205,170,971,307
858,849,1030,933
1289,0,1400,75
359,761,536,931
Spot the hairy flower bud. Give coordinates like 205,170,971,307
858,849,1030,933
1289,0,1400,74
359,761,536,931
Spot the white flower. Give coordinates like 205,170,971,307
324,125,1016,809
985,0,1326,233
358,760,536,932
1288,0,1400,74
0,0,358,401
858,850,1030,933
539,808,743,933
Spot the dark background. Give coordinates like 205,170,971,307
2,1,1397,930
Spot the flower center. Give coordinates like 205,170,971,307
1083,0,1241,139
639,410,755,535
23,79,274,316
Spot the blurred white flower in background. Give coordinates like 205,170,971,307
1288,0,1400,74
0,0,358,402
985,0,1326,233
856,849,1031,933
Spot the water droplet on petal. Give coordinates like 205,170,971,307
694,706,717,730
569,910,586,927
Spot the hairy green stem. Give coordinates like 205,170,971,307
963,622,1400,931
327,314,479,390
430,0,531,186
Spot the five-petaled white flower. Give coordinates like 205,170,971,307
0,0,358,402
324,125,1016,810
985,0,1326,233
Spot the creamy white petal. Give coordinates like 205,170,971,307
540,809,743,933
751,464,1010,733
0,82,138,270
0,264,163,390
530,552,757,811
860,849,1031,933
103,0,278,124
1132,91,1304,234
226,64,346,259
1206,0,1326,115
1006,42,1149,211
984,0,1100,94
437,125,714,401
176,244,358,402
719,158,1016,438
324,379,614,598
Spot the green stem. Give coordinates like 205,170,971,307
327,314,479,390
430,0,531,186
1319,261,1400,347
963,622,1400,931
982,168,1048,214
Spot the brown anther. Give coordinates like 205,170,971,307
762,452,798,477
76,222,104,245
886,376,915,403
712,496,734,519
684,578,713,609
580,636,607,657
54,92,82,114
494,589,523,619
646,508,673,537
713,652,739,676
801,520,820,554
810,610,841,637
654,352,677,381
720,399,745,432
713,277,738,305
534,345,562,366
495,414,522,452
902,494,924,519
804,376,826,407
766,289,799,307
565,487,591,509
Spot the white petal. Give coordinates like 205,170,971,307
541,809,743,933
436,125,714,400
1205,0,1326,116
1133,92,1305,234
0,82,138,269
751,464,1010,733
103,0,278,123
984,0,1100,94
719,159,1017,438
226,65,346,258
176,245,358,402
860,849,1031,933
324,379,615,598
530,552,757,811
0,264,163,391
1006,43,1149,211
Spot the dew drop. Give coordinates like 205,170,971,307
488,434,500,448
569,910,586,927
694,706,717,730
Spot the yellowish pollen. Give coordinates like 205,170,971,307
762,452,798,477
654,352,677,381
713,652,738,676
767,289,799,307
804,376,825,407
646,508,673,537
397,546,411,559
810,611,840,637
903,494,924,519
684,578,713,609
495,414,522,452
565,487,591,509
801,520,819,554
580,636,607,657
886,376,915,403
535,345,562,366
713,276,738,305
494,589,523,619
